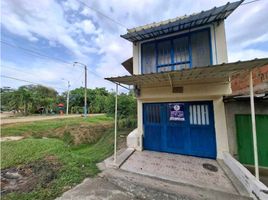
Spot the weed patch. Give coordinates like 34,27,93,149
1,156,61,195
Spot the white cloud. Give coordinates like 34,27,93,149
62,0,80,11
228,49,268,62
74,20,97,35
1,0,93,59
1,0,268,93
0,59,114,92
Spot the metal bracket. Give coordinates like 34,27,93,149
168,73,173,89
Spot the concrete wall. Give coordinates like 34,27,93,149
212,22,228,64
132,22,228,75
133,82,231,159
130,22,230,159
223,152,268,200
224,100,268,157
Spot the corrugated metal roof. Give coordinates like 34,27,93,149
121,0,243,43
105,58,268,88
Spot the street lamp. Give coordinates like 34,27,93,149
62,78,70,115
73,62,88,118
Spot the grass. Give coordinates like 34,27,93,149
1,115,113,137
1,115,131,200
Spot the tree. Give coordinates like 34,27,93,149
0,85,137,121
105,91,137,119
17,86,33,115
0,87,15,111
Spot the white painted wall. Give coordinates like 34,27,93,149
128,22,231,159
132,22,228,75
209,22,228,65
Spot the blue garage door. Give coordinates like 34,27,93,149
143,101,216,159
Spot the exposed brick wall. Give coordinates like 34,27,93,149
231,65,268,94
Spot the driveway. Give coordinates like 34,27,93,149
57,150,252,200
120,151,236,193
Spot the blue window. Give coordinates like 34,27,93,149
173,36,190,70
141,28,212,74
142,43,156,74
157,40,172,72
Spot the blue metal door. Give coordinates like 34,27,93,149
143,101,216,159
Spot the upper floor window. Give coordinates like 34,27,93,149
141,28,212,74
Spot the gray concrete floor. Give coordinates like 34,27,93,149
121,150,237,194
56,150,252,200
55,177,137,200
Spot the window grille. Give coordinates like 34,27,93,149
189,104,209,125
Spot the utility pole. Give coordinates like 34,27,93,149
62,79,71,115
84,65,87,117
66,81,70,115
73,62,88,118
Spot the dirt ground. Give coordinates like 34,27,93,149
0,136,24,142
50,122,113,145
0,126,129,196
0,113,104,125
1,156,61,195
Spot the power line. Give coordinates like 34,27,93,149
1,64,38,77
1,75,66,91
241,0,262,5
75,0,128,29
1,64,81,90
1,40,73,65
1,40,107,80
1,63,112,90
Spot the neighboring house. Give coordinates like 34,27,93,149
106,0,268,162
224,65,268,167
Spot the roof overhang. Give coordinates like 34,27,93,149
105,58,268,88
223,93,268,102
122,57,133,75
121,0,243,43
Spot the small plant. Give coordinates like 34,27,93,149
62,131,74,145
118,117,137,129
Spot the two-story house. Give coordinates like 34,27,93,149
106,0,268,161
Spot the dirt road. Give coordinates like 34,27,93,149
0,114,104,125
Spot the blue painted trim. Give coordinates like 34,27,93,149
157,61,190,68
188,34,192,68
155,42,158,73
171,40,175,71
208,26,213,65
141,27,212,74
141,43,144,74
213,25,218,64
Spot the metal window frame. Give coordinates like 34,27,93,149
141,27,212,74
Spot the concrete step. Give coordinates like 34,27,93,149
100,169,253,200
218,160,250,197
102,148,135,169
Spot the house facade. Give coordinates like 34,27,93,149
132,24,229,159
106,0,268,161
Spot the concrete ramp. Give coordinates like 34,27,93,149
118,150,251,199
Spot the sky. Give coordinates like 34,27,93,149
1,0,268,93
